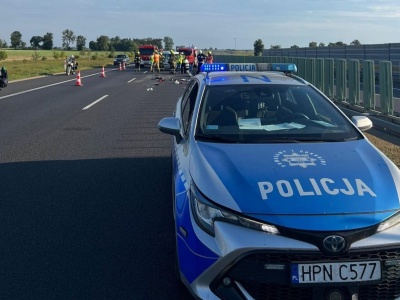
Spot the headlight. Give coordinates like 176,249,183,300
190,183,280,236
377,212,400,232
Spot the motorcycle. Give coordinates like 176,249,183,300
65,60,78,76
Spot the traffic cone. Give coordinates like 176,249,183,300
123,62,126,70
119,63,122,71
100,66,106,77
75,71,83,86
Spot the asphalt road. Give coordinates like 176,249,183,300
0,66,193,299
1,66,399,300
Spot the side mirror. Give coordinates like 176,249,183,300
351,116,373,131
158,117,182,141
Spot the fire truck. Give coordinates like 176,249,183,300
176,46,198,67
139,45,159,67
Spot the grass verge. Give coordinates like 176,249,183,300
365,133,400,167
1,49,122,80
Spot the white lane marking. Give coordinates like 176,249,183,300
128,78,136,83
82,95,108,110
0,72,106,100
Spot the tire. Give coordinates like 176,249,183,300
66,66,71,76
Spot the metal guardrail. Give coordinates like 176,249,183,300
262,43,400,65
214,55,400,127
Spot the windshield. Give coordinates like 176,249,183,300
195,84,363,143
116,55,127,58
139,48,155,55
180,49,193,56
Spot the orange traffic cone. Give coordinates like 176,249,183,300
119,63,122,71
123,62,126,70
100,66,106,77
75,71,83,86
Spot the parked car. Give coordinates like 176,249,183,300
113,54,130,66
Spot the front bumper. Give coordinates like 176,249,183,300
183,221,400,300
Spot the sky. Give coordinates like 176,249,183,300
2,0,400,50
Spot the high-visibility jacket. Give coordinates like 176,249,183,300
154,53,160,62
205,54,213,63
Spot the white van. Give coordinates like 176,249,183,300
161,51,179,70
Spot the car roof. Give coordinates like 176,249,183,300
200,71,305,86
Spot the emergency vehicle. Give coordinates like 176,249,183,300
138,45,158,67
158,62,400,300
176,46,198,67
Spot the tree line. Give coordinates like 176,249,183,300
0,29,176,53
0,29,362,58
253,39,362,56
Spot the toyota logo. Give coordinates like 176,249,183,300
323,235,346,253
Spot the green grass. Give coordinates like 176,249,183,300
0,49,131,80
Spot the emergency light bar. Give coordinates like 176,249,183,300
269,63,297,72
200,63,297,73
200,63,228,72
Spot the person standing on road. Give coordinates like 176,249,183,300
152,50,161,73
176,53,182,74
179,52,186,74
196,50,206,74
134,51,141,72
168,50,177,74
205,51,213,64
159,51,165,71
149,52,155,72
188,52,194,74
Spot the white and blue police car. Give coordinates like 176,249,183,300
158,62,400,300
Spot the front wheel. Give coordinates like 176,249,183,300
66,66,71,76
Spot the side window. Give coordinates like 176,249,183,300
181,80,199,138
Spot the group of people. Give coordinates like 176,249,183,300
196,50,213,74
147,50,213,74
132,49,214,74
169,52,190,74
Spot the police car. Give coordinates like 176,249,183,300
158,62,400,300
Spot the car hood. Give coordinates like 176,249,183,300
190,140,400,230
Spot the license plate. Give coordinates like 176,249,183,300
291,260,381,284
